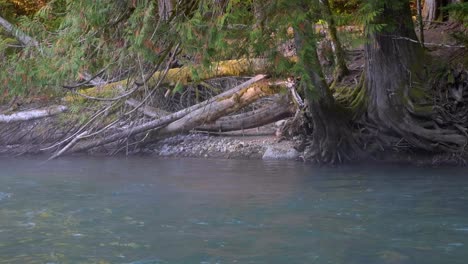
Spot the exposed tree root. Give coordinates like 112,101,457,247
299,104,363,164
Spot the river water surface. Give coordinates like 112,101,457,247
0,157,468,263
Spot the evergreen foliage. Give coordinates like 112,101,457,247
443,2,468,25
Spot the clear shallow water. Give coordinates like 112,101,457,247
0,157,468,264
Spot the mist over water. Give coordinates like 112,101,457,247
0,157,467,263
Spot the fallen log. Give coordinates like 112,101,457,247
63,58,271,102
59,75,268,155
195,95,295,132
130,95,295,132
0,105,67,123
156,79,281,136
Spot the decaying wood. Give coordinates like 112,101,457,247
0,105,67,123
157,79,280,136
56,75,269,156
196,95,294,132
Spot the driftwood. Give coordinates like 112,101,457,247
0,105,67,123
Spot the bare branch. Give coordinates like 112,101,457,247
0,106,67,123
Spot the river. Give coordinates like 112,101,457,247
0,157,467,263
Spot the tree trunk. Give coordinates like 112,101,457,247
156,79,280,137
365,0,466,152
320,0,349,82
158,0,174,21
416,0,425,47
422,0,443,22
196,95,294,132
294,4,359,164
253,0,266,30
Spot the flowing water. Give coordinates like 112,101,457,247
0,157,468,264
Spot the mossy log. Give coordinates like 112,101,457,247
63,58,271,103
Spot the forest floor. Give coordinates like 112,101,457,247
0,22,466,163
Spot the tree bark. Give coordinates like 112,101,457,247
156,79,280,136
365,0,466,152
294,3,359,163
158,0,174,21
253,0,266,30
422,0,442,22
320,0,349,82
416,0,425,47
196,95,294,132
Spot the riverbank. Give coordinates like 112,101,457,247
1,112,466,166
0,113,301,161
1,23,466,165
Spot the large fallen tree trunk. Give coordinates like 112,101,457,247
56,75,276,156
0,105,67,123
196,95,294,132
156,79,282,136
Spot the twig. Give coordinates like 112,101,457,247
48,131,88,160
63,68,108,89
40,103,114,151
385,35,465,48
